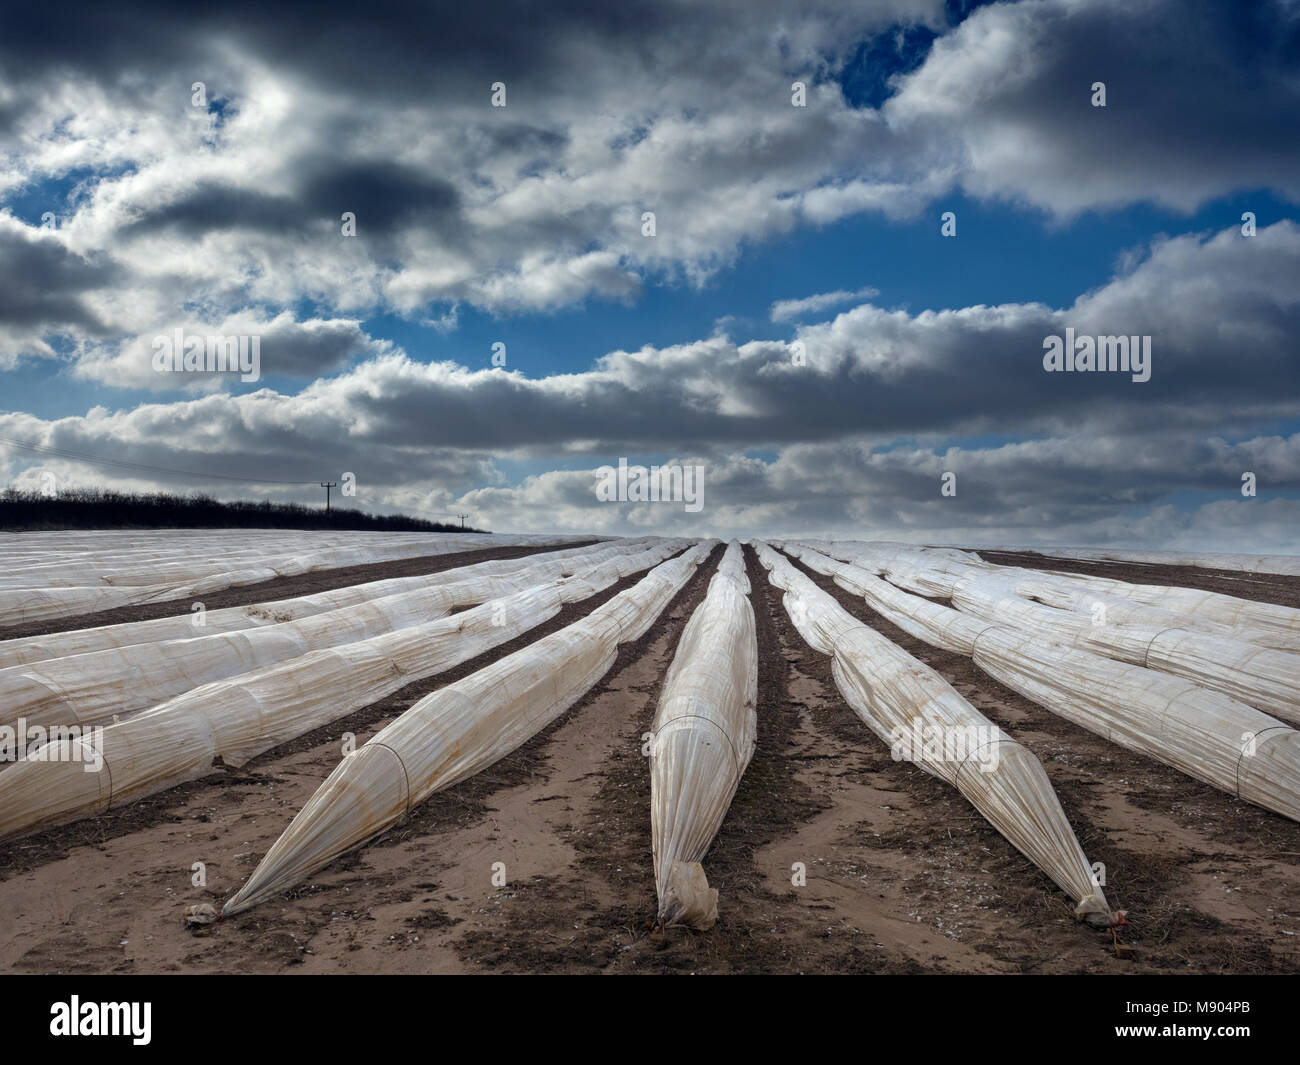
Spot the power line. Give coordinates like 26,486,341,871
0,433,322,486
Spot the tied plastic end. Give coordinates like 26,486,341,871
1075,892,1112,928
659,861,719,930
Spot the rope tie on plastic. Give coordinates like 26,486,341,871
1234,725,1290,799
652,713,743,772
99,747,114,813
953,735,1016,787
969,623,1002,660
1148,677,1208,740
1140,627,1180,668
371,741,414,818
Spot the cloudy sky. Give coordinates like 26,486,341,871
1,0,1297,546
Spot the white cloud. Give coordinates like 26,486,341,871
1,222,1296,545
770,286,881,322
886,0,1300,216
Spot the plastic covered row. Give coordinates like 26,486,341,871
0,540,689,841
754,542,1111,925
650,540,757,928
779,541,1300,824
222,541,716,915
0,539,667,733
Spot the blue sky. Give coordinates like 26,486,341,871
0,0,1297,546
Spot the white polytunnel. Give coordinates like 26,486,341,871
754,541,1112,926
994,576,1300,654
778,541,1300,824
0,539,660,734
221,541,717,916
798,541,1300,712
0,538,654,669
0,531,597,626
0,540,692,841
820,540,1300,651
945,572,1300,725
650,540,757,929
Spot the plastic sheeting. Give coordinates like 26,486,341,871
796,539,997,600
773,541,997,656
792,540,1300,723
946,572,1300,725
754,542,1111,924
0,530,587,589
0,531,595,626
0,540,658,733
1086,580,1300,645
222,541,716,915
0,540,690,841
0,539,651,669
896,543,1300,651
989,575,1300,654
779,541,1300,824
650,540,756,928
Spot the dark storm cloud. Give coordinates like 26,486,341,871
6,0,1296,377
0,226,113,332
122,163,462,240
888,0,1300,213
252,319,386,377
0,0,744,103
119,183,301,237
23,396,495,492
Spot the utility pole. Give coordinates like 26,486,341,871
321,481,338,512
457,513,469,529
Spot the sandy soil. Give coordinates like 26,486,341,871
1,543,1296,973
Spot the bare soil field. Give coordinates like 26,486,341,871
1,544,1296,974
